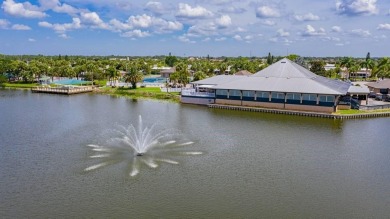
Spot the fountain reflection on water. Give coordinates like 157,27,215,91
84,115,202,177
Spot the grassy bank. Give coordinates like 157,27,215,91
1,82,39,89
96,87,180,102
335,108,390,115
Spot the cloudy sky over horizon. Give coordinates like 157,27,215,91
1,0,390,57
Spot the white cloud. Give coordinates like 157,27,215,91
0,19,10,29
59,33,69,39
301,25,326,36
377,23,390,30
80,12,109,29
256,6,280,18
294,13,320,21
188,23,218,36
38,17,81,33
38,0,78,14
350,29,371,37
109,19,132,31
145,1,164,15
219,6,246,14
331,26,342,32
126,14,183,33
178,35,196,43
233,34,242,41
28,38,36,42
2,0,46,18
261,20,276,26
121,29,150,38
177,3,213,18
215,15,231,28
128,14,153,28
202,37,211,42
215,37,226,41
12,24,31,30
336,0,378,16
277,28,290,37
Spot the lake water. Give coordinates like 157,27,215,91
1,89,389,218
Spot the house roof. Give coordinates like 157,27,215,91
348,85,370,94
366,79,390,89
191,75,245,85
211,58,351,95
160,67,175,74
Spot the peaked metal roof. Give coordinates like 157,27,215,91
208,58,351,95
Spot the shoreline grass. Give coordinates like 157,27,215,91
95,87,180,102
334,108,390,115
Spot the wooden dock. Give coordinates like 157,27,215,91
208,104,390,119
31,86,93,95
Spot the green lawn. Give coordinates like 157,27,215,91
1,82,39,88
97,86,180,102
335,108,390,115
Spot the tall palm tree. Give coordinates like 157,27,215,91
86,62,97,85
124,66,143,89
376,57,390,79
360,58,375,80
339,57,355,80
106,66,119,86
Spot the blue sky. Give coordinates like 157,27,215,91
1,0,390,57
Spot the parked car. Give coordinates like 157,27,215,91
375,94,383,101
368,92,376,98
384,94,390,102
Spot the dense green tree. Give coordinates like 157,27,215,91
267,52,273,65
339,57,355,79
286,54,300,62
124,66,143,89
376,57,390,79
310,60,327,77
165,55,178,67
106,66,119,86
193,71,207,81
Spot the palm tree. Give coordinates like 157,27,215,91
86,62,97,85
339,57,355,80
124,66,143,89
360,58,375,80
376,57,390,79
106,66,119,86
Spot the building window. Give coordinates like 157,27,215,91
286,93,301,100
271,92,285,99
302,94,317,101
216,89,228,96
242,91,255,97
319,95,335,102
257,91,269,98
229,90,241,97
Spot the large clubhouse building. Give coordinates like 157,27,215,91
181,58,369,113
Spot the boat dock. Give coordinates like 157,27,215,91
208,104,390,119
31,86,93,95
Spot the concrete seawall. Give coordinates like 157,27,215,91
208,104,390,119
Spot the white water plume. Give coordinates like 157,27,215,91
84,115,203,177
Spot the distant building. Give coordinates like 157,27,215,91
160,67,175,78
182,58,369,113
324,63,336,71
366,79,390,94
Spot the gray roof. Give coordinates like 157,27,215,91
191,75,245,85
366,79,390,89
348,85,370,94
207,58,351,95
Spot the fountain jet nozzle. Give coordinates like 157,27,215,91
136,153,144,156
